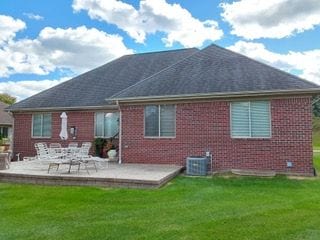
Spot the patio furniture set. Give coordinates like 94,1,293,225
26,142,109,174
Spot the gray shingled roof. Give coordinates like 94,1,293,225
0,102,13,125
112,44,319,100
8,44,319,111
8,48,198,110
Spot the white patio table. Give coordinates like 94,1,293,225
49,147,82,173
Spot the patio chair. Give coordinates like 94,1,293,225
66,142,80,156
76,142,98,172
35,143,66,173
79,142,111,170
68,142,78,148
34,143,50,159
49,143,62,148
48,143,64,159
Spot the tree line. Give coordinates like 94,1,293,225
0,93,16,105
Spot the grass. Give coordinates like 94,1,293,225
313,153,320,172
313,132,320,150
0,156,320,240
313,117,320,149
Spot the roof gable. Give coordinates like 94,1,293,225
8,48,198,110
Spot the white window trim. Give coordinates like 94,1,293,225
94,111,120,138
31,113,52,138
144,105,176,138
230,101,272,139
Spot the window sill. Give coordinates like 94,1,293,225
231,137,271,140
31,136,52,139
94,136,119,139
144,136,176,139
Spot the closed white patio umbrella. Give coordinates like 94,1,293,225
59,112,68,140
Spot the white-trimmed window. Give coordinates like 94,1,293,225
0,127,8,138
231,101,271,138
32,113,52,138
95,112,119,138
145,105,176,137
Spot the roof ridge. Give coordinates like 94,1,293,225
123,47,198,57
109,48,200,99
209,43,319,87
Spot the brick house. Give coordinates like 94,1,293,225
7,45,320,176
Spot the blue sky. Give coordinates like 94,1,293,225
0,0,320,100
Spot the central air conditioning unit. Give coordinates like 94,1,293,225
186,156,208,176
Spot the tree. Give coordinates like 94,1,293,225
313,96,320,117
0,93,16,105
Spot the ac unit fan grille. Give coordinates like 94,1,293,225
186,157,208,176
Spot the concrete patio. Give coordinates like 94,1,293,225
0,161,183,188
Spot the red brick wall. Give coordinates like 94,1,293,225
13,111,95,159
120,97,313,176
12,96,313,176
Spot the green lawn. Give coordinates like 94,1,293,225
0,156,320,240
313,117,320,149
313,132,320,150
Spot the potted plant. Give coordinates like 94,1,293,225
107,145,117,160
0,135,5,152
104,138,117,160
94,138,106,157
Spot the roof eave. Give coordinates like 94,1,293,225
0,122,12,126
110,88,320,103
6,105,118,113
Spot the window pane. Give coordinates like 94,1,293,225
104,112,119,137
0,127,8,138
231,102,250,137
8,128,12,139
95,113,104,137
251,101,270,137
32,114,51,137
42,114,52,137
32,114,42,137
145,106,159,136
160,105,175,137
2,127,8,138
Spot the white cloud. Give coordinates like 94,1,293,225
0,39,54,77
38,26,133,72
0,77,70,101
23,13,44,21
0,23,133,77
72,0,223,47
228,41,320,84
221,0,320,39
0,14,133,101
0,15,26,44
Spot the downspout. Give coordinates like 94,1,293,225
8,111,15,159
116,100,122,164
